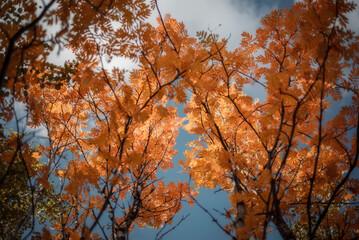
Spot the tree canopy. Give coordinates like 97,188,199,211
1,0,359,239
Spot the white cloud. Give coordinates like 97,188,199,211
154,0,280,50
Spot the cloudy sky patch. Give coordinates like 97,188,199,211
155,0,292,49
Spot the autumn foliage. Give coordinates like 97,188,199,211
1,0,359,239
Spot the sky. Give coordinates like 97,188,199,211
150,0,293,50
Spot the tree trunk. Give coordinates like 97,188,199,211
270,179,296,240
233,174,247,239
113,183,143,240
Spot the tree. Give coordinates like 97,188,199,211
1,0,359,239
1,0,194,239
182,0,359,239
0,130,61,239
